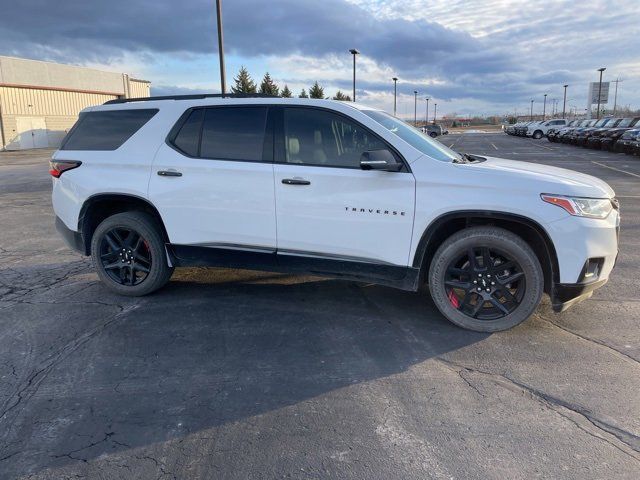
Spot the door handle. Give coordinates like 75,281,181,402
282,178,310,185
157,170,182,177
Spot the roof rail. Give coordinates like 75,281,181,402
103,93,279,105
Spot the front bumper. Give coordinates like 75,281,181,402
552,278,608,312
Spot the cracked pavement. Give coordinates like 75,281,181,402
1,136,639,479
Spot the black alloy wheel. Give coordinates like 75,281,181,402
99,227,152,286
443,246,525,321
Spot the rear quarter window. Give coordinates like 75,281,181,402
61,109,158,151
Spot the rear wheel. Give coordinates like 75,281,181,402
428,227,543,332
429,132,438,138
91,212,174,296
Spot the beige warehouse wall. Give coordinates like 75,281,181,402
129,79,151,98
0,86,118,149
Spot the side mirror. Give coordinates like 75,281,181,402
360,149,402,172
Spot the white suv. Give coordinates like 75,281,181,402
527,119,569,139
52,95,620,332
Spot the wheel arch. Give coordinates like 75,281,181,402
78,193,169,255
413,211,559,294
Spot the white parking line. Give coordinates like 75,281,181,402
490,142,498,150
528,140,554,151
591,161,640,178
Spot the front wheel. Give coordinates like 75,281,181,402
429,132,438,138
533,130,543,139
91,211,174,296
428,227,543,332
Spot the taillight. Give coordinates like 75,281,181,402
49,160,82,178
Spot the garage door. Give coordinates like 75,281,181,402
16,117,49,149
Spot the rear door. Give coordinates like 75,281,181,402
273,106,415,266
148,106,277,251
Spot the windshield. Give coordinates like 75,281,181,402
617,118,632,128
594,119,609,127
362,110,459,162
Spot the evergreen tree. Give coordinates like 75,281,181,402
332,90,351,101
230,66,257,94
299,88,309,98
309,82,324,99
259,72,279,96
281,85,293,98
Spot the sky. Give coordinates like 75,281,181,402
0,0,638,119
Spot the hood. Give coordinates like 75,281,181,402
457,156,615,198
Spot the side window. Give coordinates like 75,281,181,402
200,107,268,161
173,109,204,157
61,109,158,151
283,108,388,168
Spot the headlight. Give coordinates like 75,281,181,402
541,194,613,219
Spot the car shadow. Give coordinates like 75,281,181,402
3,270,488,476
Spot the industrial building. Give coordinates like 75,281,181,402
0,56,150,150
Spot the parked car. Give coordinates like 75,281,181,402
574,118,620,146
547,120,579,142
421,124,444,137
598,117,640,151
582,118,624,148
613,128,640,154
526,119,569,139
515,121,533,136
52,95,620,332
505,124,517,135
562,119,598,144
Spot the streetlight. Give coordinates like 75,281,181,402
349,49,360,102
413,91,418,125
543,94,547,120
392,77,398,116
530,99,534,120
425,97,430,124
596,67,606,119
215,0,227,95
433,103,437,124
562,84,568,119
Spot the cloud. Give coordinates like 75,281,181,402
1,0,638,116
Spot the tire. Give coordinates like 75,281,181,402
533,130,543,140
429,132,438,138
428,226,543,332
91,211,174,296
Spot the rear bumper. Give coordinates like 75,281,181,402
551,278,608,312
55,216,85,254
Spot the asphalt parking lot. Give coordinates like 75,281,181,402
1,134,639,479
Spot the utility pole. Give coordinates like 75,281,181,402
413,91,418,125
215,0,227,95
612,78,622,115
392,77,398,116
596,67,606,119
562,85,568,119
543,94,547,120
433,103,437,124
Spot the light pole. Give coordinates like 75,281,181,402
433,103,437,124
215,0,227,95
392,77,398,116
543,94,547,120
413,91,418,125
596,67,606,119
530,99,534,120
425,98,430,124
562,85,568,119
349,49,359,102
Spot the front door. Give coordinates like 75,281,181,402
273,107,415,266
148,106,277,251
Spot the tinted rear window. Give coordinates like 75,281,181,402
173,109,204,156
61,109,158,151
200,107,267,161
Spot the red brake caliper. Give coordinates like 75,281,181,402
447,289,460,308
